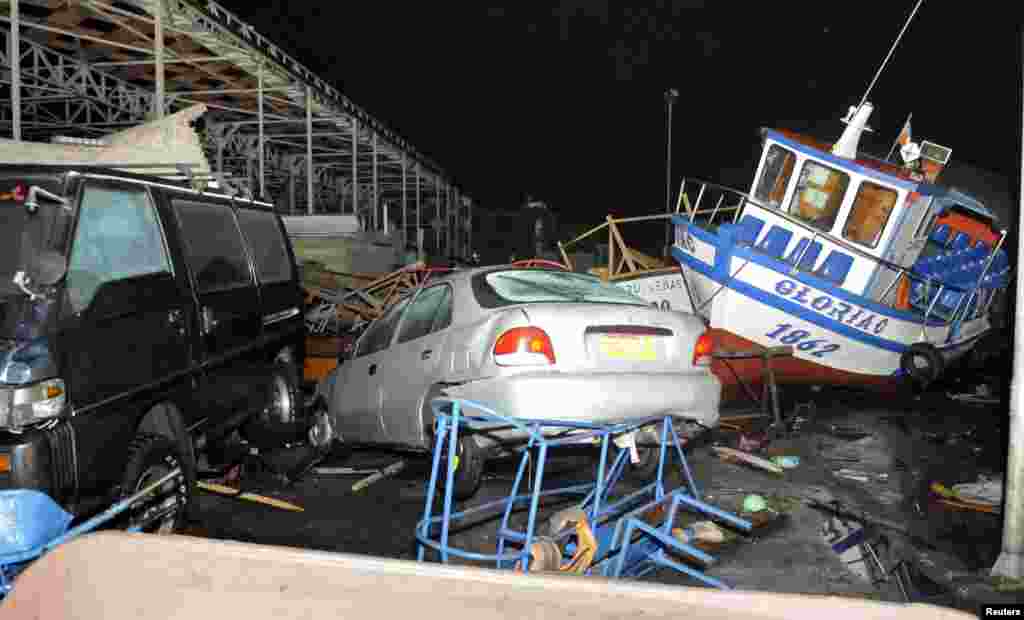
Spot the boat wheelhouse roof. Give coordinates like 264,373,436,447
761,128,998,225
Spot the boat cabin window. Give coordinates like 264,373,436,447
843,181,898,248
754,144,796,207
788,160,849,232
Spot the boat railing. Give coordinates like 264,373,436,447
675,178,1007,325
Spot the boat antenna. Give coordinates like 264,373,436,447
852,0,925,117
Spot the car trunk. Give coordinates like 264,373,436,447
516,304,705,374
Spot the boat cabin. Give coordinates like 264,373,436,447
737,119,1007,323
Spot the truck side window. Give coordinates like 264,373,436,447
173,201,253,293
236,209,292,283
66,185,171,313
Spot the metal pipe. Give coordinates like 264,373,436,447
257,62,264,198
0,16,155,55
9,0,20,141
373,131,379,231
435,180,441,253
90,55,245,67
305,85,313,214
153,0,164,118
663,88,678,254
416,164,422,258
352,117,359,219
402,152,408,247
992,39,1024,577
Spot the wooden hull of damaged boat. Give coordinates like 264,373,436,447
709,328,900,399
670,222,991,394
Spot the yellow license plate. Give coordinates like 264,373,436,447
598,335,657,361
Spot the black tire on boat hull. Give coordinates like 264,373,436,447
900,343,944,388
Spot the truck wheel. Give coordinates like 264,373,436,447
120,434,190,534
245,362,303,449
437,432,484,500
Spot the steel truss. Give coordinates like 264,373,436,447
1,0,472,259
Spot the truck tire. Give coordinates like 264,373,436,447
244,361,304,449
120,434,190,534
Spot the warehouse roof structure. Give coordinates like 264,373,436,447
0,0,471,258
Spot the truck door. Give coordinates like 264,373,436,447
169,199,262,414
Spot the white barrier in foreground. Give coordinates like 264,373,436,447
2,532,971,620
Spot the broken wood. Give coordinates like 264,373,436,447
711,446,784,475
197,482,304,512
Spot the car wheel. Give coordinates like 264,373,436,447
244,362,304,449
119,434,190,534
437,432,484,500
593,445,664,483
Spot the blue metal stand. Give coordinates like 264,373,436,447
415,398,752,588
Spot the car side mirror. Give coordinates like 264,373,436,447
29,250,68,287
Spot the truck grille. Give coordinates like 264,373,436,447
46,422,77,497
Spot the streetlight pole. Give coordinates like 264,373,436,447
664,88,679,255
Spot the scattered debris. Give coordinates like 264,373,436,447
947,383,999,405
312,466,381,475
930,482,1001,514
737,432,770,453
673,520,726,545
951,474,1003,505
828,425,873,440
770,455,800,469
742,494,769,513
351,460,406,492
832,468,888,483
711,446,784,475
196,481,304,512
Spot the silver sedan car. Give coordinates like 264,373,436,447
318,266,720,497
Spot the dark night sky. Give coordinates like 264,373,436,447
218,2,1020,231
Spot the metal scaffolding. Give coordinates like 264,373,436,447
0,0,473,259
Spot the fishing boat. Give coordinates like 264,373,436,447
668,101,1010,391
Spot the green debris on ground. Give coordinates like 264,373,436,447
993,576,1024,592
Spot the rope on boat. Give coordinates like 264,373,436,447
695,257,752,314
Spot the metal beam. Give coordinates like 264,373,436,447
0,16,156,55
416,164,421,258
306,84,313,215
90,55,246,67
372,131,379,231
258,62,264,198
9,0,20,140
401,152,407,249
154,0,164,119
351,117,359,220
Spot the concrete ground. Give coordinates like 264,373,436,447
186,355,1021,613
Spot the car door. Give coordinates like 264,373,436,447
60,181,193,488
334,296,411,443
235,208,303,352
169,198,262,415
381,284,453,446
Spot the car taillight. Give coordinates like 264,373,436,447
493,326,556,366
692,331,713,366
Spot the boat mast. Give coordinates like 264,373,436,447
833,0,924,159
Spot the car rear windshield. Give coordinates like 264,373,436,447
474,269,648,308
